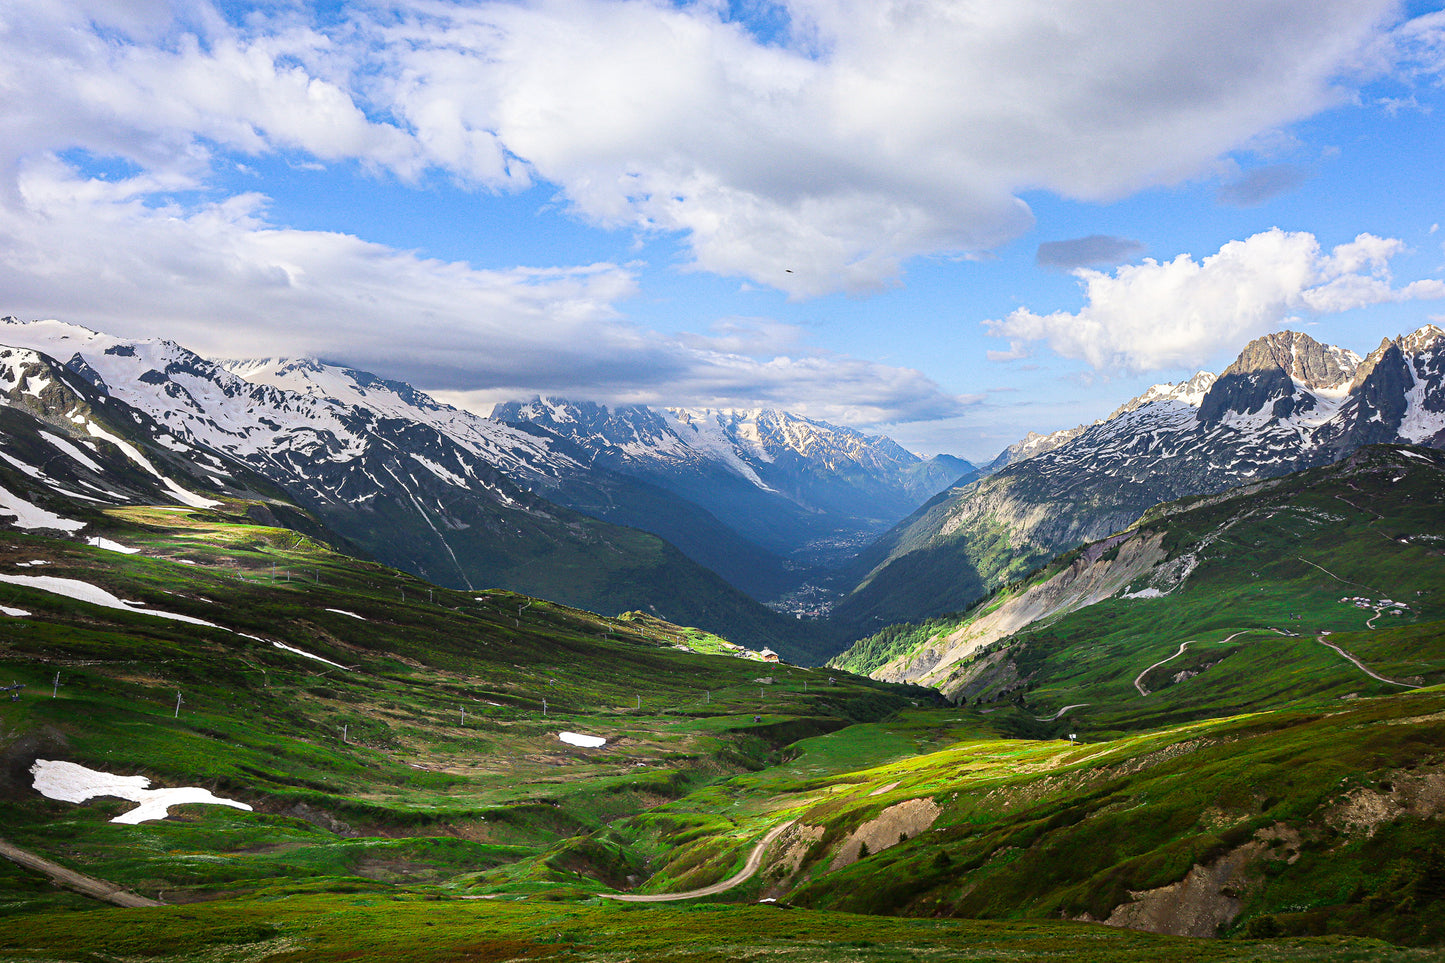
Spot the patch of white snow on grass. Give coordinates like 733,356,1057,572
324,608,365,620
86,536,139,554
31,759,251,824
559,732,606,748
0,574,221,627
272,641,349,670
1121,587,1167,599
0,606,30,616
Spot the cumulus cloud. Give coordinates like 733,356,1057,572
0,0,1423,296
359,0,1413,296
1216,164,1309,206
1036,235,1146,270
0,0,419,188
0,157,970,427
987,229,1445,373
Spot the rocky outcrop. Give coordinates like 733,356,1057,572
828,798,941,871
1100,824,1300,937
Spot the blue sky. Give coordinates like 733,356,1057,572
2,0,1444,460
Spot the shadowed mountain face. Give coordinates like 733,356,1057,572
832,326,1445,642
492,398,974,568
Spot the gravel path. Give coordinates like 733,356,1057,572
1134,631,1252,696
602,820,794,902
1034,703,1090,722
0,838,161,908
1316,634,1420,689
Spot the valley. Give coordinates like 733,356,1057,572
0,318,1443,961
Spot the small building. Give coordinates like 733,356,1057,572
759,647,780,663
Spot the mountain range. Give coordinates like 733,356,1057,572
491,399,974,571
829,324,1445,640
2,313,1445,954
1,315,1442,670
0,318,977,662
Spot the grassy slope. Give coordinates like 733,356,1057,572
3,449,1445,959
594,691,1445,947
0,499,922,913
4,897,1435,962
832,446,1445,710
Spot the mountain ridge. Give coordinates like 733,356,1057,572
829,324,1445,642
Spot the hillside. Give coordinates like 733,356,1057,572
0,488,926,912
830,444,1445,713
1,409,1442,957
829,326,1445,640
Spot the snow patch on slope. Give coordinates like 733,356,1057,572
0,574,220,626
31,759,251,824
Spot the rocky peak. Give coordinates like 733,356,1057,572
1198,331,1358,426
1223,330,1357,389
1107,371,1217,420
1398,323,1445,357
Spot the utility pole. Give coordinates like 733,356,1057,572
542,697,548,717
342,724,349,744
635,694,641,710
51,672,60,698
174,691,183,718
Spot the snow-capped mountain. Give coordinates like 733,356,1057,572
219,358,583,488
0,343,315,542
0,318,829,659
833,325,1445,638
492,398,973,562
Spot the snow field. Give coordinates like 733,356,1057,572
31,759,251,824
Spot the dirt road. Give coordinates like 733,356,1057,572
0,838,161,908
1134,631,1252,696
602,819,794,903
1316,634,1420,689
1134,642,1192,696
1034,703,1089,722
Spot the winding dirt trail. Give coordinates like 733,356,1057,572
0,838,161,908
1134,632,1252,697
1135,643,1191,696
1034,703,1090,722
602,819,795,903
1316,634,1420,689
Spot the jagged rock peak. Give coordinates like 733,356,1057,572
1221,330,1359,389
991,424,1089,470
1107,371,1217,420
1395,323,1445,356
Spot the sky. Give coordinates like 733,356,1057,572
1,0,1444,461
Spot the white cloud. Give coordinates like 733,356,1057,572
0,156,970,427
355,0,1410,296
987,229,1445,373
0,1,419,185
0,0,1423,297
